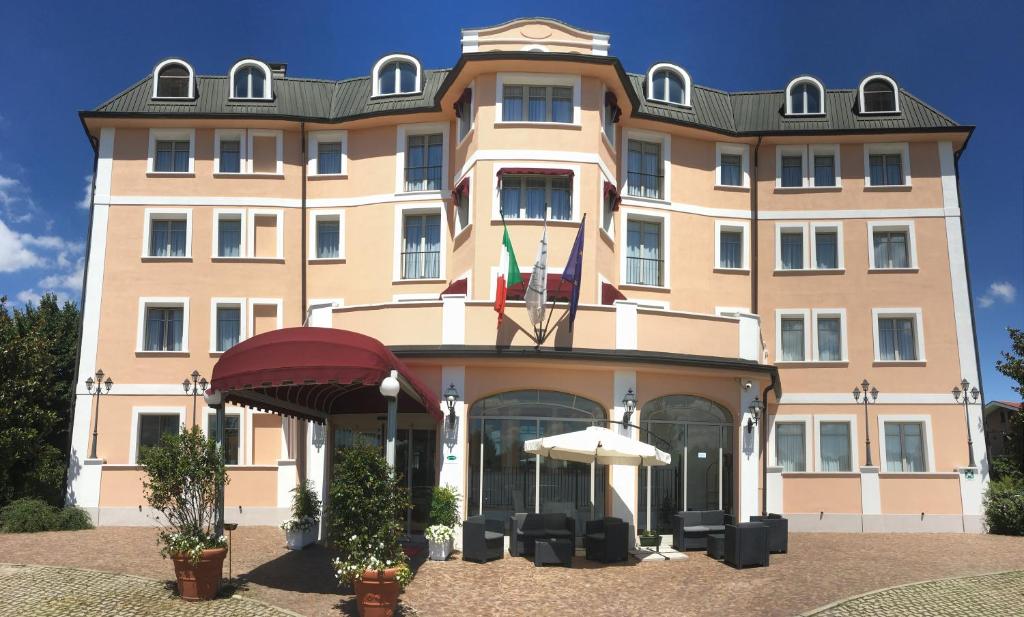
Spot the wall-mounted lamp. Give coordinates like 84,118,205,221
747,396,763,434
621,388,637,426
444,383,459,429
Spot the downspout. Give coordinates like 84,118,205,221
298,121,308,484
760,372,776,516
750,136,763,314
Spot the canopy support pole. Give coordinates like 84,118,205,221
385,396,397,470
645,464,652,533
214,401,226,537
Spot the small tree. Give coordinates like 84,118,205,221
139,426,228,563
281,479,322,532
428,485,460,528
995,327,1024,473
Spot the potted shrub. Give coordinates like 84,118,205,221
425,485,459,561
329,443,413,617
638,529,662,549
139,426,228,601
281,479,322,550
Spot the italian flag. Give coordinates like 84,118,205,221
494,225,522,326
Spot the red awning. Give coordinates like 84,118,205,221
601,282,627,305
603,181,622,211
453,88,472,117
439,278,468,298
451,176,469,202
497,167,574,179
210,327,442,423
507,273,574,302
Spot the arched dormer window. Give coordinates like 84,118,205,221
229,59,273,100
372,54,421,97
858,74,900,114
152,59,195,99
646,63,691,107
785,76,824,115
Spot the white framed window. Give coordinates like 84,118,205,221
212,209,245,258
867,221,917,270
775,145,808,189
715,143,750,188
810,144,841,188
307,130,348,177
785,76,825,116
248,298,283,337
204,408,243,465
453,172,472,236
775,309,811,362
620,209,669,288
872,308,925,363
372,54,422,97
878,414,935,473
246,209,284,260
309,210,345,260
147,129,195,174
775,223,809,271
130,407,185,464
143,208,192,258
213,129,246,175
769,415,812,472
210,298,245,353
863,143,911,187
137,297,189,353
715,220,750,270
246,129,283,175
455,84,474,142
394,204,445,282
811,222,843,270
600,178,617,238
152,59,195,99
622,128,671,202
775,144,841,189
601,86,619,147
814,415,858,472
495,73,581,125
858,74,900,114
229,59,273,100
499,175,572,221
812,308,848,362
396,122,449,194
646,63,691,107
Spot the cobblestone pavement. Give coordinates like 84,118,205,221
0,563,299,616
805,570,1024,617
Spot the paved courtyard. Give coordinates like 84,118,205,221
1,527,1023,616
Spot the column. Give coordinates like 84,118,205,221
766,466,784,514
738,379,761,522
609,369,638,540
860,465,881,532
439,366,466,548
306,420,327,539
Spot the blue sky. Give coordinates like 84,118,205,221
0,0,1021,401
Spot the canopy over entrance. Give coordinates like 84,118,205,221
209,327,442,423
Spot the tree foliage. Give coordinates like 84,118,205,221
0,294,80,507
995,327,1024,474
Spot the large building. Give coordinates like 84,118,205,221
67,18,988,537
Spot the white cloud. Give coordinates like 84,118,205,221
0,219,84,273
978,281,1017,308
15,289,40,305
0,174,38,223
77,174,94,209
39,257,84,292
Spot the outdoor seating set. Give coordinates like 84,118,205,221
462,512,629,567
673,509,789,569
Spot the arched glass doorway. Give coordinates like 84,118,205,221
638,395,734,533
468,390,607,534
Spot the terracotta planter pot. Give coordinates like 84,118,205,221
171,547,227,601
353,568,401,617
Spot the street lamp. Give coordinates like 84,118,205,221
444,383,459,429
85,369,113,459
621,388,637,427
182,370,209,428
853,379,879,467
747,396,763,434
952,378,981,468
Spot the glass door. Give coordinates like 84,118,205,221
685,424,721,512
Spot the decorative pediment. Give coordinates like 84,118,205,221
461,18,610,56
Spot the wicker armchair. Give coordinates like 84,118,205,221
584,517,628,563
462,515,504,563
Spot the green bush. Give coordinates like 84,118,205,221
0,498,58,532
57,506,94,531
428,485,460,528
984,476,1024,535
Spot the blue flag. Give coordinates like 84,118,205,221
561,214,586,331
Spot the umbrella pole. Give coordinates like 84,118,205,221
645,464,652,534
590,459,595,521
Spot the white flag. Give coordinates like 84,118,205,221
525,223,548,329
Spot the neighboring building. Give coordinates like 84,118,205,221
984,401,1022,460
67,17,988,536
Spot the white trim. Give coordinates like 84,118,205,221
780,393,955,405
811,308,848,362
622,128,672,202
371,54,422,97
858,74,901,114
151,59,196,100
714,219,750,270
129,406,187,464
456,148,614,190
248,298,284,337
646,63,691,107
213,129,247,175
307,130,349,177
393,203,446,282
784,76,825,116
228,59,273,101
619,207,670,289
490,162,581,222
396,122,450,194
775,145,809,189
715,306,751,316
600,83,616,149
494,72,583,126
247,209,284,259
767,414,813,472
147,128,195,174
393,293,440,302
863,142,912,187
775,222,809,271
813,414,859,472
212,208,246,257
715,143,750,189
775,309,811,363
761,207,956,220
210,298,246,354
142,208,192,259
871,307,926,363
308,209,346,261
877,414,936,473
136,297,190,353
810,221,845,270
246,129,284,175
867,220,918,269
201,406,244,466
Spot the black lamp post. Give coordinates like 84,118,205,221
853,379,879,467
621,388,637,427
444,383,459,429
952,378,981,468
85,370,113,459
747,396,763,434
182,370,208,428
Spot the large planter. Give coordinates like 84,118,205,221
285,524,318,550
639,534,662,549
428,537,454,561
171,547,227,601
353,568,401,617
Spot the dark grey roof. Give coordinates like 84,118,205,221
87,58,963,136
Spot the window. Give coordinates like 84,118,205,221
813,153,836,187
786,77,824,115
780,230,804,270
374,55,420,96
884,422,926,471
819,422,851,471
219,139,241,173
307,131,348,177
455,87,473,141
215,305,241,352
716,143,749,188
153,60,193,99
602,187,616,235
626,218,663,286
627,140,663,199
207,413,241,465
813,226,839,270
777,145,841,189
247,210,284,259
137,414,181,462
456,190,470,232
501,84,573,123
646,64,690,106
878,317,917,361
499,175,572,221
149,218,187,257
775,423,806,472
715,221,749,270
720,155,742,186
230,60,271,100
780,316,806,361
214,211,243,258
860,76,899,113
874,230,909,268
144,306,184,351
816,317,842,361
864,143,910,187
316,218,340,258
155,140,190,173
781,155,803,188
401,213,441,279
317,142,342,175
405,134,443,192
602,91,618,145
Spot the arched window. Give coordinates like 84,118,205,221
373,54,421,96
638,395,734,531
229,60,272,100
468,390,607,531
152,59,194,99
646,63,691,106
859,75,899,113
785,76,824,115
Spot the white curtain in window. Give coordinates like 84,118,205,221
776,423,806,472
720,154,742,186
815,231,837,269
550,179,571,220
819,422,851,471
781,232,803,269
885,423,925,472
525,178,545,219
317,220,340,258
817,317,841,361
873,231,908,268
814,155,835,186
781,318,805,361
218,219,240,257
220,140,241,173
503,86,523,121
781,156,803,187
216,307,240,351
720,231,741,268
551,87,572,123
879,317,916,361
528,87,546,122
317,142,342,174
501,182,521,218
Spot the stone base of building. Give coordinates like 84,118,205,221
88,506,289,527
786,512,984,533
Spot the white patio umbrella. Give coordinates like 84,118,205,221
524,426,671,527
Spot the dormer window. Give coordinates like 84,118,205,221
859,75,900,114
372,54,422,96
152,59,195,99
785,76,824,115
229,60,273,100
646,63,691,107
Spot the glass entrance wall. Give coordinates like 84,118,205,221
637,395,734,533
468,390,607,534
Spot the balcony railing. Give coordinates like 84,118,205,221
401,251,441,280
625,257,664,287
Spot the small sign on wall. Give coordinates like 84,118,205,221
697,452,707,459
446,455,457,461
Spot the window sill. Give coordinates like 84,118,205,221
773,268,845,275
370,91,423,99
211,257,285,263
308,173,348,180
619,283,670,293
620,194,669,207
781,471,859,477
868,267,918,274
714,184,750,192
135,350,190,357
872,360,927,367
147,172,194,178
494,121,582,130
456,128,475,147
395,190,445,199
864,185,912,192
142,256,193,262
308,257,347,264
713,267,750,274
599,226,614,245
773,185,842,192
211,173,284,179
809,360,850,367
878,472,955,478
493,217,580,226
393,278,446,284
